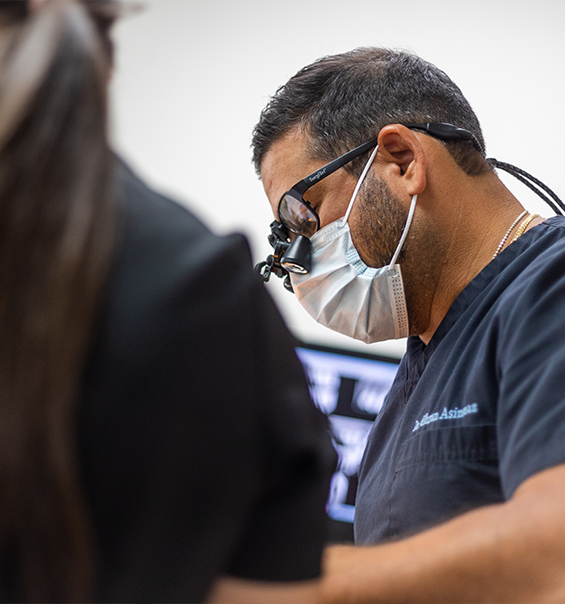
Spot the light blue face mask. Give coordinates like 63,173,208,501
289,145,416,343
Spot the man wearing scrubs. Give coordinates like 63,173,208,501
252,46,565,602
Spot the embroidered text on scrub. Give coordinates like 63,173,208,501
412,403,479,432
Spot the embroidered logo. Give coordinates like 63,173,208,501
412,403,478,432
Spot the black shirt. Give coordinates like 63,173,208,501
78,161,335,602
355,216,565,544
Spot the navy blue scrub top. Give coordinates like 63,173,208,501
355,216,565,545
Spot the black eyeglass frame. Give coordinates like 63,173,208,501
277,137,378,237
277,122,477,237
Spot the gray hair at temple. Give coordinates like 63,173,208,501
252,47,490,178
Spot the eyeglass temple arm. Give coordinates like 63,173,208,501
291,122,480,197
404,122,483,152
292,137,379,196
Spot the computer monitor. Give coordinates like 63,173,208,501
295,342,401,542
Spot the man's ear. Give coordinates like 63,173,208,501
377,124,426,196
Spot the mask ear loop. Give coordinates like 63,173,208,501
342,144,380,224
389,194,418,268
340,143,417,269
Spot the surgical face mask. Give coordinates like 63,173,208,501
289,145,416,343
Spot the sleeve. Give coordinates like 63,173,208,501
78,174,335,602
496,241,565,499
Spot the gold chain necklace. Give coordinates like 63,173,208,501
510,213,539,244
492,210,528,259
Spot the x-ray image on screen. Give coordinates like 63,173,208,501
296,344,400,536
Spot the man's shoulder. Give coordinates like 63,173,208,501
494,215,565,286
526,215,565,249
510,215,565,277
491,215,565,323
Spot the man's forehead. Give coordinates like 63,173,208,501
260,128,316,201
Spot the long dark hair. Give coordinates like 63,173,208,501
0,1,116,600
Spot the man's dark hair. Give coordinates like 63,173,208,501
252,47,489,177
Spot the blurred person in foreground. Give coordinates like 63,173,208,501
0,0,334,601
253,46,565,602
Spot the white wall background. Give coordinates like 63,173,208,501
109,0,565,359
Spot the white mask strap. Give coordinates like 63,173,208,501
343,144,379,223
389,194,418,268
340,142,417,269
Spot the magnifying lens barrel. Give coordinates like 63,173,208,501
280,235,312,274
